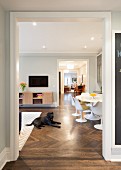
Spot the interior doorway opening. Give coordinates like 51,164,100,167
10,12,111,161
58,60,89,94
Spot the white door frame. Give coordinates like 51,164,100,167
57,58,89,95
10,12,111,161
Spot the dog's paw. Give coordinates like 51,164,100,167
36,126,41,129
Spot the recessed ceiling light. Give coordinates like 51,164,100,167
32,22,37,26
67,64,74,69
84,45,87,49
91,37,95,40
42,45,46,49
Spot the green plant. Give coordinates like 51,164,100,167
20,82,27,91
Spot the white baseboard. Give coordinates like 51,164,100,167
111,155,121,162
111,158,121,161
112,148,121,155
0,147,10,170
53,102,58,107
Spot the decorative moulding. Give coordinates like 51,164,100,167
0,147,10,170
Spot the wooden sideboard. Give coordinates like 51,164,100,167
19,91,53,105
64,86,71,93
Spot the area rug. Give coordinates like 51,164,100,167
19,112,42,151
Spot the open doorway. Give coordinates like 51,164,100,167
10,12,111,161
58,60,89,94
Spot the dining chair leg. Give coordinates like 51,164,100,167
76,111,87,123
94,117,103,130
72,109,81,116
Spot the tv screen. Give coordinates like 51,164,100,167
29,76,48,87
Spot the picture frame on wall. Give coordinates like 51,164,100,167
72,78,77,82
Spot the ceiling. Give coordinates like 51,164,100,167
3,0,116,69
59,60,87,70
0,0,121,11
19,20,101,70
2,0,120,55
19,21,103,54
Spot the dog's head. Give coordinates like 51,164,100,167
47,112,54,120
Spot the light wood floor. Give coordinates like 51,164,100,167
3,93,121,169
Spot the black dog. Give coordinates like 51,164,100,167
26,112,61,129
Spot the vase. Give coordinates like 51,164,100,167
21,86,25,92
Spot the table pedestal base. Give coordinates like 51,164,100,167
94,124,102,130
76,118,87,123
84,112,101,120
72,113,81,116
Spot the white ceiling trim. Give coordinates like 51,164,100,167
1,0,121,11
19,52,98,57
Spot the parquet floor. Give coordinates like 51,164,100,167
3,93,121,169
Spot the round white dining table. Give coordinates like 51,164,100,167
76,93,102,121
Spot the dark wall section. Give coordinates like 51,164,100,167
115,33,121,145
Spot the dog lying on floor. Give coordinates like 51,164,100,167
26,112,61,129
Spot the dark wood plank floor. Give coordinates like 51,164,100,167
3,93,121,169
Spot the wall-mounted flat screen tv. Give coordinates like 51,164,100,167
29,76,48,87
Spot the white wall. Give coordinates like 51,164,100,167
0,7,11,170
19,54,97,104
19,55,57,103
89,56,97,92
5,12,10,147
112,12,121,29
79,64,87,86
0,7,10,170
0,4,6,153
